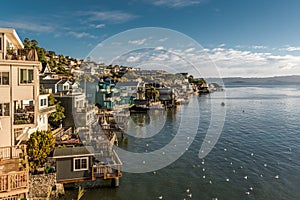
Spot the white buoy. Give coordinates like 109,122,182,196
186,189,190,193
249,187,253,191
264,163,267,167
244,176,248,180
245,191,250,195
226,178,229,182
158,196,163,199
188,194,192,198
275,175,279,179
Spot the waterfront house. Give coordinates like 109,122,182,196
158,88,177,108
52,143,122,186
95,78,116,109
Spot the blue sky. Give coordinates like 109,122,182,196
1,0,300,77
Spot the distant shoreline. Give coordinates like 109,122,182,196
207,75,300,86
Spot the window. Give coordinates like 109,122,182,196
73,157,88,171
20,69,34,84
0,72,9,85
63,85,69,91
0,103,10,116
40,98,47,107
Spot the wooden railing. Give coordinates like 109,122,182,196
0,146,22,160
0,171,28,193
92,150,122,180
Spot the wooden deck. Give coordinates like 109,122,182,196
92,150,122,180
0,145,29,199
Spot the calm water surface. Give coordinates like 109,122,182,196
63,85,300,200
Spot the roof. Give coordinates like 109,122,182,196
116,81,139,87
53,146,95,158
0,28,24,48
40,78,62,85
58,79,70,85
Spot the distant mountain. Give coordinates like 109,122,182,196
207,75,300,86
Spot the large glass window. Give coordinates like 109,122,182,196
0,72,9,85
0,103,10,116
73,157,88,171
20,69,34,84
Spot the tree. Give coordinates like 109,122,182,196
48,94,65,128
23,38,31,48
27,130,55,172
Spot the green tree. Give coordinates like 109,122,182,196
48,93,56,106
27,130,55,172
48,94,65,128
49,102,65,128
23,38,31,48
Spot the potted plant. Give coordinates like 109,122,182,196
6,47,16,59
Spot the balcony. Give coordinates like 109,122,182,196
14,106,35,125
39,105,56,114
92,150,122,180
0,146,22,161
0,145,29,198
0,171,29,199
5,48,38,62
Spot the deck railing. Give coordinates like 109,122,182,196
0,146,22,160
92,150,122,180
0,171,28,193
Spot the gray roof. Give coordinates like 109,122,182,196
40,79,62,85
116,81,139,87
53,146,94,158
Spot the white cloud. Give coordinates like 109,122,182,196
68,31,97,39
90,23,105,29
147,0,206,8
252,45,267,49
158,37,168,42
0,20,53,32
128,38,147,45
282,46,300,52
185,48,195,53
126,56,140,63
155,46,165,50
79,10,137,24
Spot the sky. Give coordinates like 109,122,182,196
1,0,300,77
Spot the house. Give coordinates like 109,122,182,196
0,28,55,147
55,91,97,129
95,78,116,109
40,78,71,94
0,27,55,199
198,82,209,94
52,144,122,186
157,88,177,108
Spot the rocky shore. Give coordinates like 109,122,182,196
29,174,64,199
